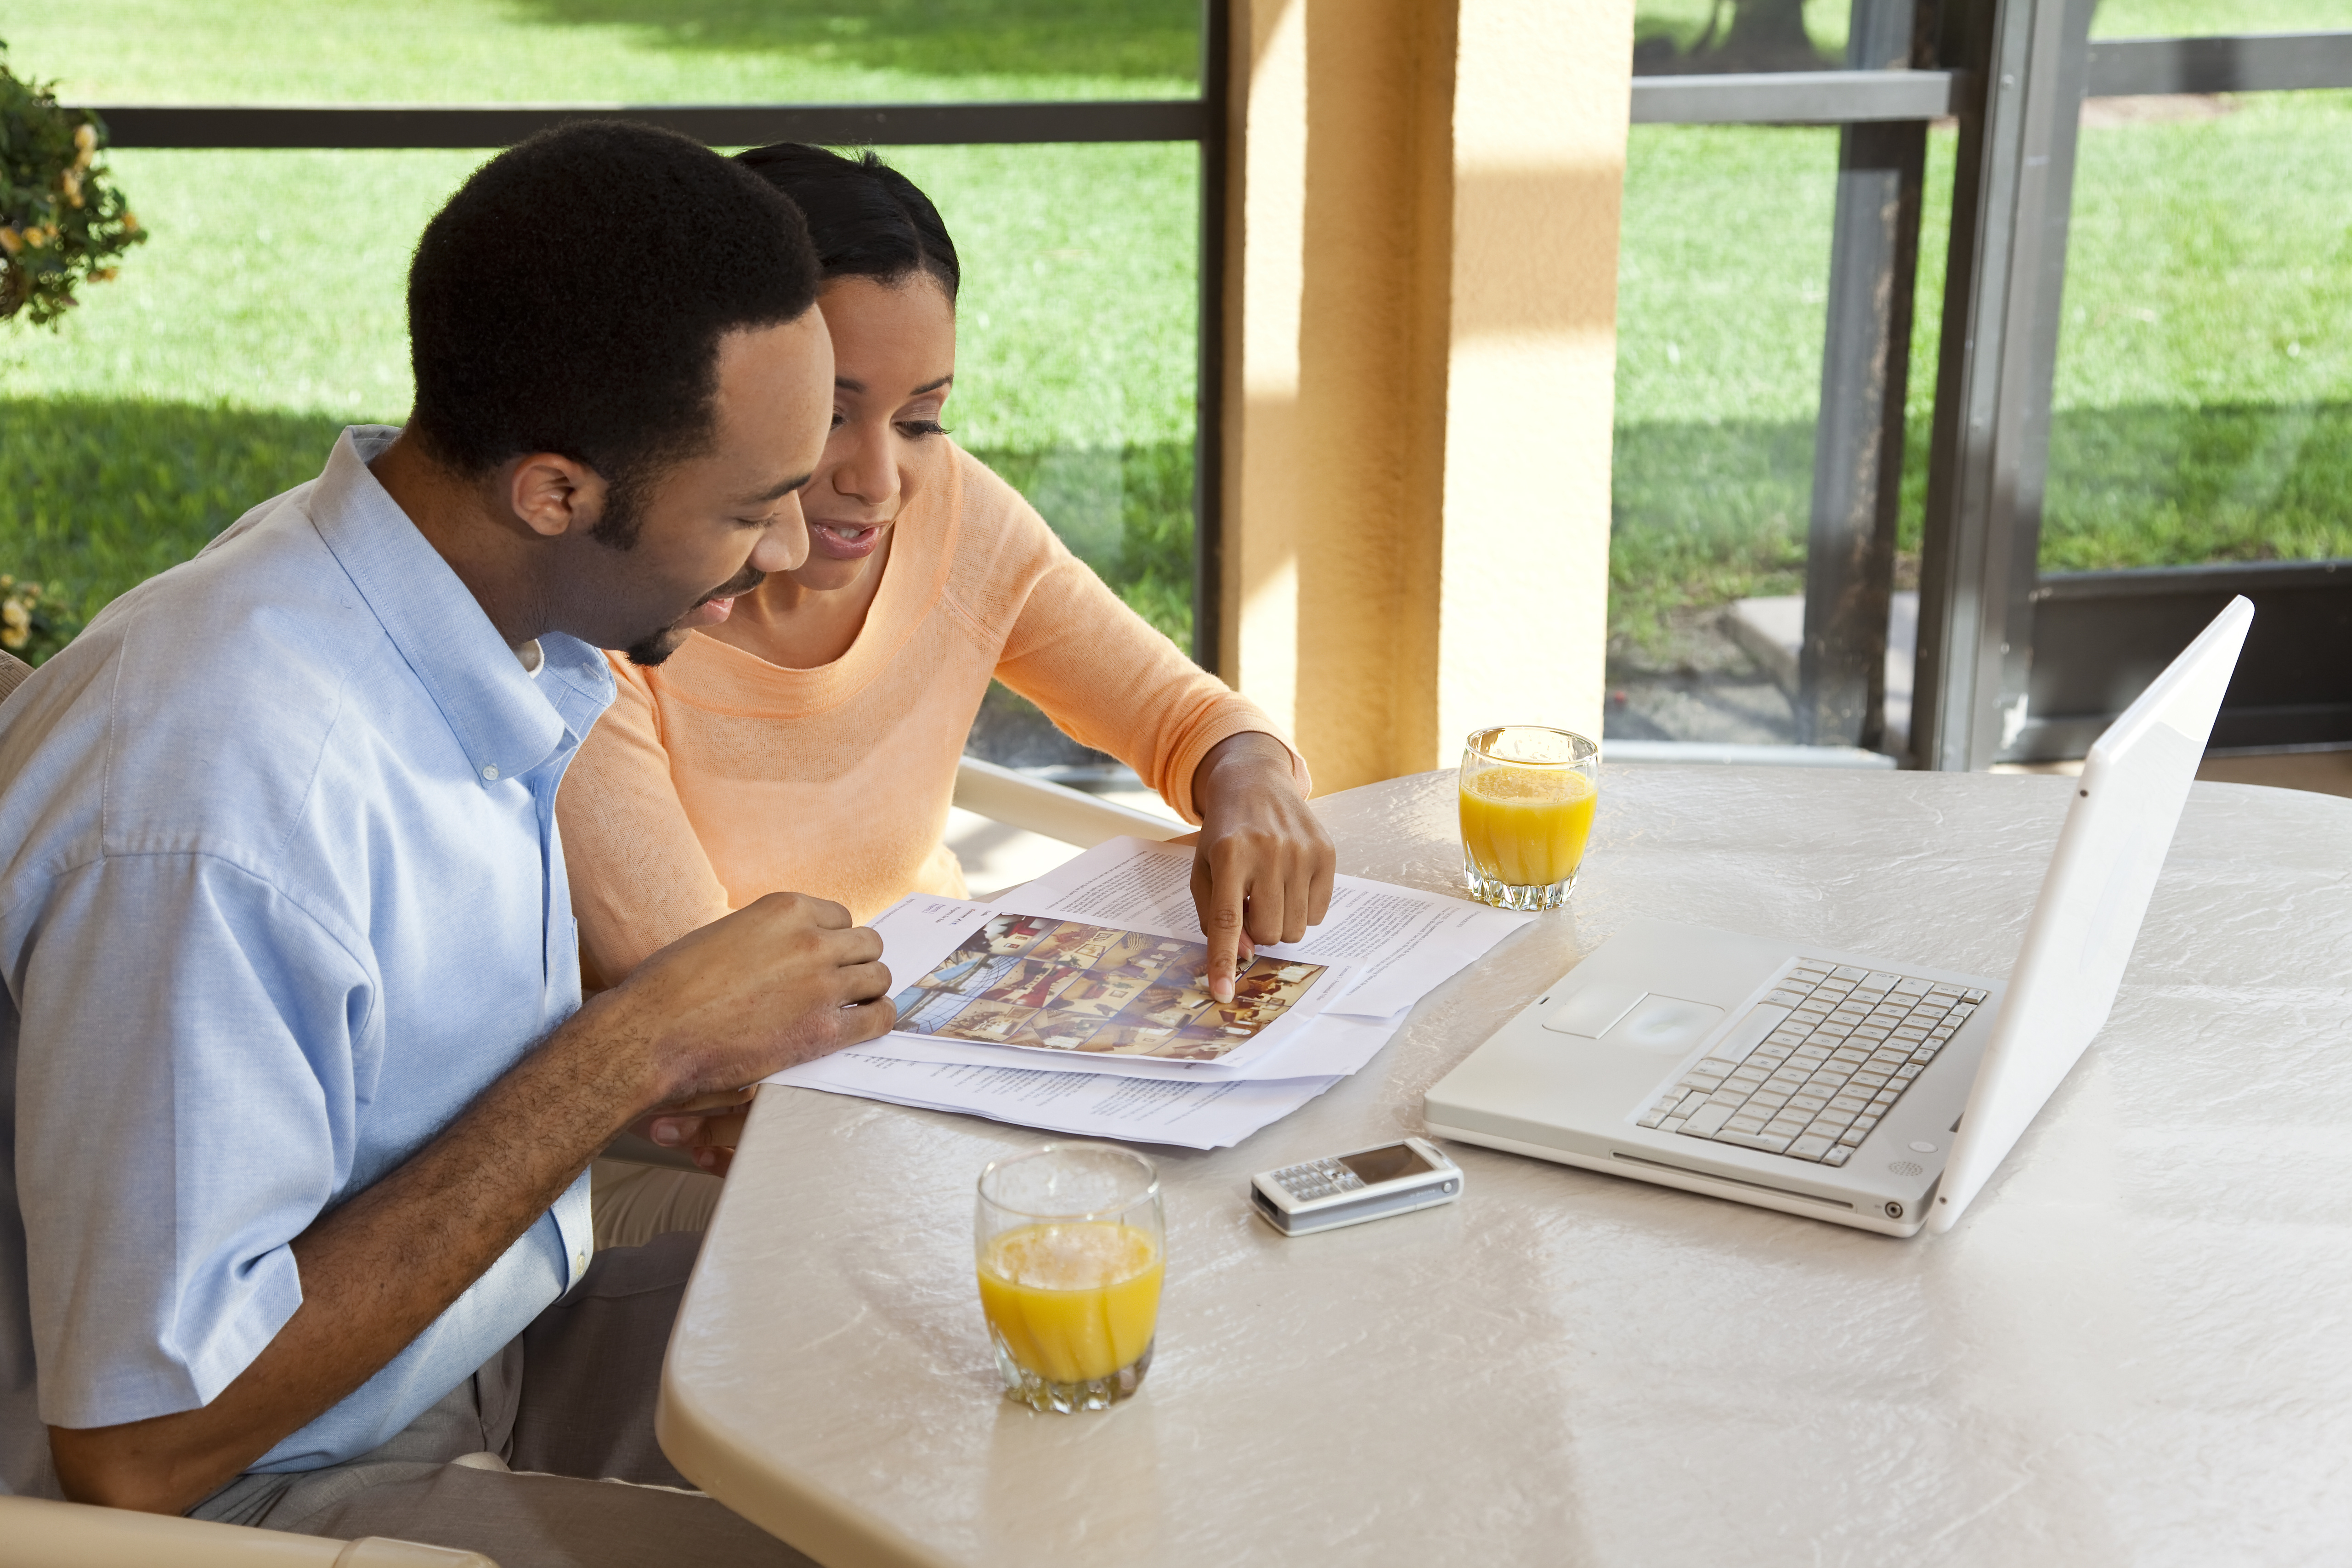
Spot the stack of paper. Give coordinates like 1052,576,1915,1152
769,837,1531,1149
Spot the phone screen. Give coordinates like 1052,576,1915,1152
1339,1143,1433,1185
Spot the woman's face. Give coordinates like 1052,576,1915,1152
794,272,956,593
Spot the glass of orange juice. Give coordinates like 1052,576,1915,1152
975,1143,1164,1413
1459,725,1600,910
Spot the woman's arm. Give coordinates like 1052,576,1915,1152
556,660,736,991
987,515,1333,1000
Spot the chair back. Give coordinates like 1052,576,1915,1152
0,651,30,705
0,1493,498,1565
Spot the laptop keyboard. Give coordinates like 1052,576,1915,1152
1635,962,1985,1166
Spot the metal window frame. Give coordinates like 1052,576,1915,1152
2086,32,2352,96
1794,0,1930,751
80,101,1211,148
1914,15,2352,765
1909,0,2098,772
1630,67,1961,123
74,7,1229,674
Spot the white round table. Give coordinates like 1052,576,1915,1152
659,766,2352,1567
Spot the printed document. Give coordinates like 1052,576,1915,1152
767,836,1531,1144
808,895,1356,1073
872,1002,1410,1082
772,1048,1341,1151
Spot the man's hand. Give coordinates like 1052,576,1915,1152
50,892,891,1515
591,890,895,1111
622,895,896,1175
1188,732,1335,1002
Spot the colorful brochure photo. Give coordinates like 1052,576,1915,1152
890,912,1333,1064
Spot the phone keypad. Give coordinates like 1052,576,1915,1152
1271,1157,1368,1204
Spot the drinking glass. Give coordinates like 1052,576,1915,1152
1458,725,1600,910
974,1143,1164,1413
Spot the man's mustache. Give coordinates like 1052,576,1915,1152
698,566,766,606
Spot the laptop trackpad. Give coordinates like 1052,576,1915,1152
1541,981,1649,1037
1602,995,1724,1054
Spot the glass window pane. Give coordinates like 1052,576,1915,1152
889,144,1201,774
1607,123,1840,746
2044,88,2352,572
0,12,1202,725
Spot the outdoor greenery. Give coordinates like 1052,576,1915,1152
0,572,77,661
0,395,343,603
7,0,1198,103
0,1,2345,671
0,44,145,327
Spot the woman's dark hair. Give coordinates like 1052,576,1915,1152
407,121,820,495
733,143,960,303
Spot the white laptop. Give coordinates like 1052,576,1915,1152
1424,596,2253,1237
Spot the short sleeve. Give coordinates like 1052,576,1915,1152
12,852,374,1429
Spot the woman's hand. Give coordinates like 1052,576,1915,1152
1188,732,1335,1001
636,1085,757,1177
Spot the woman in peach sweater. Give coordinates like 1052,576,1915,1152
558,144,1333,1032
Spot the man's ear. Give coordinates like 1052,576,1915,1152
503,452,608,540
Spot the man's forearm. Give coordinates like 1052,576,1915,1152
49,1002,648,1513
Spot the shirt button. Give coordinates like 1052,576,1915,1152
481,764,499,781
575,1250,588,1271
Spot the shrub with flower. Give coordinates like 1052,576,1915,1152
0,576,82,665
1,40,144,328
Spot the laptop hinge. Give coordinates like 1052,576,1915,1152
1611,1150,1857,1211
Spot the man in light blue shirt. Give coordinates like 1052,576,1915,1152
0,124,891,1561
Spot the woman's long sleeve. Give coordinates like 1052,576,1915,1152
558,664,736,990
984,517,1309,822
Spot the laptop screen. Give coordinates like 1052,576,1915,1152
1928,596,2251,1232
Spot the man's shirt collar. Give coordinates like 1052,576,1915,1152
311,428,614,784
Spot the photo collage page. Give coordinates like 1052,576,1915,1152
891,915,1329,1062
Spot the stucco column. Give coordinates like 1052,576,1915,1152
1218,0,1635,791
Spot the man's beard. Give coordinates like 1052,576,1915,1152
622,625,688,668
588,477,767,667
624,563,767,668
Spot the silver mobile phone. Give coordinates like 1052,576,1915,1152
1249,1137,1463,1235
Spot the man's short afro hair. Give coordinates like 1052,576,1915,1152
405,120,820,488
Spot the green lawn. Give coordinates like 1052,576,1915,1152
3,0,1200,102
